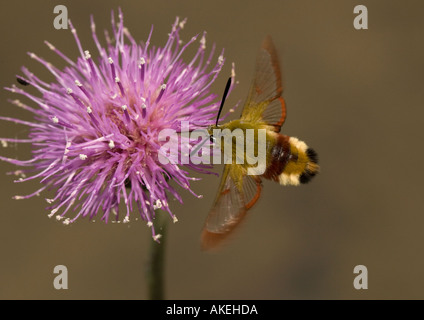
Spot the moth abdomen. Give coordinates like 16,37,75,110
262,134,291,182
299,148,319,184
262,135,319,186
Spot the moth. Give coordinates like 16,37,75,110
201,36,319,250
16,77,30,86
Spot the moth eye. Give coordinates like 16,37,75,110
210,135,216,143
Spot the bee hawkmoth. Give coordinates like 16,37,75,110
201,36,319,250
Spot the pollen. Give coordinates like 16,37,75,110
153,234,162,241
45,41,55,51
200,35,206,50
84,50,91,59
153,199,162,210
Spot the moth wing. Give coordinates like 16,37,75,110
201,164,262,250
241,35,287,132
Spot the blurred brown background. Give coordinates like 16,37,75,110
0,0,423,299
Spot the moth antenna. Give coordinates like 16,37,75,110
16,77,30,86
215,77,232,126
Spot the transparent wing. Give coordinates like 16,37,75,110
201,165,262,250
241,35,287,132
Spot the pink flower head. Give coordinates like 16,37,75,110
1,10,234,241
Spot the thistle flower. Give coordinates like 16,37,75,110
1,10,233,241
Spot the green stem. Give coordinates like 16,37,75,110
146,212,167,300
